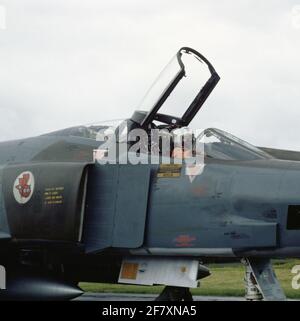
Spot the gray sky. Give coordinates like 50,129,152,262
0,0,299,150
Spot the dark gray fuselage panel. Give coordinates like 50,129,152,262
83,164,151,252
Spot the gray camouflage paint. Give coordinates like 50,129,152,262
1,134,300,259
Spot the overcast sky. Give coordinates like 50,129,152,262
0,0,299,150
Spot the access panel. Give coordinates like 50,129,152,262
83,164,151,253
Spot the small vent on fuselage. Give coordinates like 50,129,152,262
287,205,300,230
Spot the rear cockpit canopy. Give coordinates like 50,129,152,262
200,128,272,161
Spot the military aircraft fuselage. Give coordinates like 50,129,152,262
0,47,298,300
1,134,300,259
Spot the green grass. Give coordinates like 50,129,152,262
80,259,300,299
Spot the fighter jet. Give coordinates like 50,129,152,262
0,47,298,300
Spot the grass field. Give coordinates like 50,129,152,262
80,259,300,299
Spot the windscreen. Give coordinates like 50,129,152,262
45,119,125,140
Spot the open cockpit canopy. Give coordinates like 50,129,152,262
130,47,220,128
44,47,272,161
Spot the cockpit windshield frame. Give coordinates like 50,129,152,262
201,128,273,161
136,47,220,129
